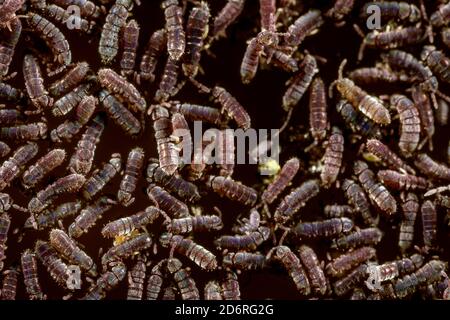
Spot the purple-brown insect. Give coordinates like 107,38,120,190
414,153,450,181
221,271,241,300
82,260,127,300
431,2,450,28
298,245,327,295
0,142,38,191
1,268,18,300
436,98,449,126
324,204,355,218
166,258,200,300
309,77,328,142
155,57,180,103
360,2,421,24
212,0,245,38
333,264,367,297
25,201,82,231
284,10,324,47
51,0,101,19
48,62,90,97
21,249,46,300
204,281,222,300
223,252,267,270
336,100,382,138
102,233,152,269
262,157,300,204
0,0,25,30
118,147,144,206
162,0,185,61
208,175,258,207
166,215,222,235
23,54,53,111
0,108,21,125
366,139,415,174
326,0,355,25
82,153,121,200
332,227,383,250
146,259,165,300
35,240,71,288
0,81,23,102
348,66,412,86
293,217,354,239
52,82,94,117
0,213,10,271
320,128,344,188
147,184,189,218
421,200,437,252
22,149,66,189
0,142,10,158
0,17,21,79
40,4,92,33
120,19,140,77
398,193,418,253
270,49,298,73
0,122,47,141
127,255,147,300
326,246,376,278
138,29,166,83
214,226,270,250
377,170,428,191
99,90,140,135
212,86,251,129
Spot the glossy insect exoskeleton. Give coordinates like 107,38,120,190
353,161,397,215
270,49,298,73
0,142,38,191
147,184,189,218
82,260,127,300
431,2,450,28
50,229,97,276
208,175,258,207
25,201,82,230
270,245,310,295
377,170,427,191
117,147,144,206
98,68,146,113
262,157,300,204
298,245,327,295
421,200,437,252
155,57,180,102
171,112,192,162
0,108,21,126
221,271,241,300
82,153,121,200
204,281,222,300
331,61,391,125
324,204,355,218
223,252,267,270
326,246,376,278
146,259,165,300
0,142,10,158
48,62,90,98
166,258,200,300
214,226,270,250
160,233,217,271
333,264,368,297
212,0,245,37
442,27,450,49
69,197,114,238
293,217,354,239
366,139,415,174
28,173,86,215
284,10,324,47
138,29,166,83
332,227,383,251
166,215,222,235
274,179,320,224
23,54,52,111
212,86,251,129
183,2,210,78
233,208,261,235
0,81,23,102
0,122,47,141
348,66,412,86
240,34,265,85
40,4,92,33
127,255,146,300
436,98,449,126
52,82,94,117
320,128,344,188
360,2,420,24
336,100,382,138
1,268,18,300
102,206,166,238
390,94,421,157
414,153,450,181
35,240,71,288
99,0,132,64
326,0,355,25
0,213,10,271
68,113,104,175
370,254,424,286
120,19,139,77
51,0,101,19
162,0,185,61
0,0,24,30
309,77,328,142
101,233,152,269
0,17,21,79
398,193,418,253
21,250,46,300
282,55,318,111
174,102,221,124
22,149,66,188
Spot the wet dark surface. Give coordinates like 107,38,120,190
1,0,449,299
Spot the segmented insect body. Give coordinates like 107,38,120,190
162,0,185,61
160,233,217,271
27,13,71,68
366,139,415,174
150,105,179,174
374,254,424,284
171,112,192,159
274,179,320,223
395,260,447,298
326,246,376,278
147,184,189,218
309,77,328,141
437,98,449,125
213,0,245,37
421,46,450,86
68,197,114,238
0,142,10,158
23,54,52,110
208,175,258,207
216,129,235,177
82,153,121,200
146,162,200,202
282,55,318,111
262,157,300,204
82,260,126,300
51,0,101,19
326,0,355,23
390,94,421,156
360,2,420,23
214,226,270,250
21,250,45,300
49,62,90,97
22,149,66,188
270,49,298,72
240,36,264,84
98,0,132,64
139,29,166,83
221,271,241,300
52,82,93,117
285,10,324,47
146,259,165,300
25,201,82,230
431,3,450,28
377,170,427,191
0,122,47,141
442,27,450,48
28,173,86,214
204,281,222,300
348,67,412,86
414,153,450,181
98,68,146,113
324,204,355,218
167,258,200,300
120,19,140,76
333,264,368,297
0,213,10,271
223,252,267,270
167,215,223,234
259,0,276,31
336,100,381,138
127,255,146,300
68,114,104,175
118,147,144,206
0,82,22,102
76,96,98,125
1,268,18,300
354,161,397,215
102,233,152,268
42,4,92,33
233,208,261,234
398,193,418,253
35,240,70,287
333,227,383,250
271,246,310,295
183,2,210,78
421,200,437,251
155,57,180,102
320,128,344,188
0,17,21,78
169,103,221,124
102,206,165,238
298,245,327,295
293,217,354,239
50,229,96,276
212,86,251,129
0,142,38,191
0,0,24,30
